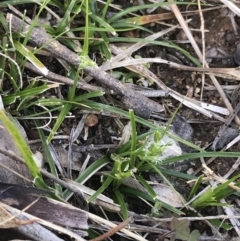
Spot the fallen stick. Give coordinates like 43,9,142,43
6,13,164,119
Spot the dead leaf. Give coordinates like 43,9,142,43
152,183,186,208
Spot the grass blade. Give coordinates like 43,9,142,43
113,189,128,220
14,41,48,75
87,175,113,203
0,109,44,186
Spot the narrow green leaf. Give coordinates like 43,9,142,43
159,167,196,180
2,95,17,105
107,3,176,24
82,0,90,56
0,110,43,183
3,84,57,107
187,175,204,201
0,11,7,31
120,186,184,215
108,37,200,66
100,0,111,19
213,174,240,199
208,219,232,230
73,91,104,102
0,0,46,7
195,202,229,208
111,22,152,33
98,32,112,59
56,0,76,33
191,188,215,208
36,121,63,196
129,109,137,167
136,175,157,200
47,103,72,143
113,190,128,220
14,41,48,75
87,175,113,203
90,14,116,35
63,155,110,200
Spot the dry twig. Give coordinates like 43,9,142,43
6,13,163,119
89,218,131,241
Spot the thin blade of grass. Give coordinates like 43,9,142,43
90,14,116,36
82,0,90,56
3,84,57,106
107,2,178,24
14,41,48,75
87,175,113,203
47,103,72,143
136,175,157,200
209,219,232,230
111,22,153,33
0,0,45,6
98,32,112,59
191,188,215,208
55,0,76,34
120,186,184,215
159,168,196,180
213,174,240,200
113,190,128,220
187,175,204,201
63,155,110,200
0,109,44,187
36,120,63,196
73,91,104,102
129,110,137,167
147,161,186,206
